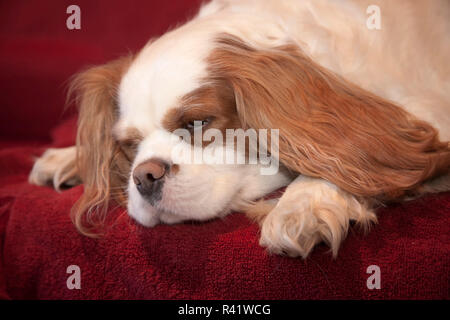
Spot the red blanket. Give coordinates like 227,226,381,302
0,0,449,300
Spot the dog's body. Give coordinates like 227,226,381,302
29,0,450,258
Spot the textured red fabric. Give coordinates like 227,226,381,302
0,1,449,300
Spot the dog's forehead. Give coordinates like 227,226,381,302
117,26,215,136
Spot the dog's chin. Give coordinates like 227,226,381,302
128,202,226,227
127,184,229,228
127,191,160,227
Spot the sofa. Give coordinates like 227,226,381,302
0,0,448,299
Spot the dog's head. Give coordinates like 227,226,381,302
70,25,449,235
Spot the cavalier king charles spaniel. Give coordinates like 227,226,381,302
29,0,450,258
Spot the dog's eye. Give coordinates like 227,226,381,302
119,139,139,162
119,139,138,150
184,118,211,130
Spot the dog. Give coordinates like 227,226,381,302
29,0,450,258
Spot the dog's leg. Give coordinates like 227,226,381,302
247,175,377,258
29,146,81,191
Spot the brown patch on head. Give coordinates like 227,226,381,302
203,33,450,200
69,55,134,236
114,126,144,144
162,79,240,147
162,79,264,162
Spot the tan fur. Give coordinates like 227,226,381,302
69,56,134,236
243,198,278,225
207,34,450,200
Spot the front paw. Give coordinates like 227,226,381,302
259,188,376,258
29,147,80,191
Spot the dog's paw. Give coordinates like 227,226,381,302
29,146,80,191
259,177,377,258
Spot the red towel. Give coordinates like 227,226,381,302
0,0,449,300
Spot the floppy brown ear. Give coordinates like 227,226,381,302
208,35,450,199
69,56,133,236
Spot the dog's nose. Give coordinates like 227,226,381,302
132,159,169,197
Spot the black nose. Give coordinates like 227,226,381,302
132,158,170,203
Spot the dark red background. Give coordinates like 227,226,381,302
0,0,448,299
0,0,202,141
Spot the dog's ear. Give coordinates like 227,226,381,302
69,56,133,236
208,34,450,199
